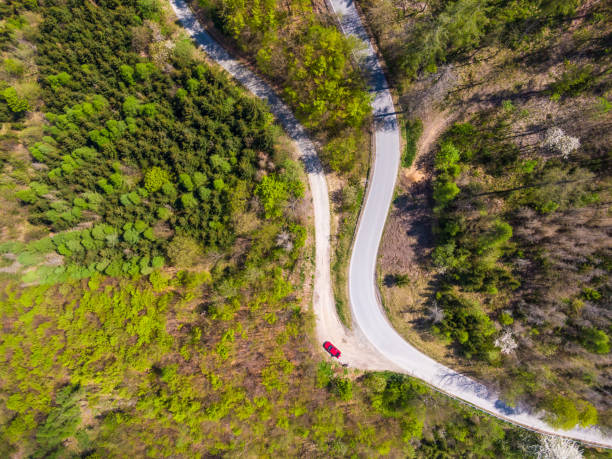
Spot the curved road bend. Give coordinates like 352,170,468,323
170,0,611,447
329,0,611,448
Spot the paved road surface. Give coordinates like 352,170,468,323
170,0,611,447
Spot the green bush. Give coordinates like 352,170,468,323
499,312,514,326
330,377,353,401
550,62,594,99
119,64,134,85
15,188,37,204
144,167,171,192
3,58,25,76
316,362,334,389
2,86,29,112
403,119,423,168
543,396,598,429
580,327,610,354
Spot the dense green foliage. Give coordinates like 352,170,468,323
0,0,303,283
0,273,540,457
202,0,370,130
360,0,588,87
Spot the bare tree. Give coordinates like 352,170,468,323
429,300,444,323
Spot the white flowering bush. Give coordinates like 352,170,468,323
534,435,583,459
494,330,518,355
543,127,580,159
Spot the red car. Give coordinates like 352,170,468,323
323,341,341,358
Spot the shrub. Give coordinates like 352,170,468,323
316,362,334,388
3,58,25,76
580,327,609,354
393,274,410,287
550,63,594,99
403,119,423,168
330,377,353,401
174,39,195,65
543,396,597,429
15,188,37,204
499,312,514,326
2,86,29,112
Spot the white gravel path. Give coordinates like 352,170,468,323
170,0,611,448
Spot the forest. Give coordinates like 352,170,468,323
365,0,612,434
192,0,375,325
0,0,591,456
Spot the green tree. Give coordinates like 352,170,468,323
542,396,598,429
433,180,460,208
34,385,81,457
256,175,288,219
144,167,171,192
166,235,203,267
180,192,198,208
119,64,134,85
2,86,29,112
179,173,194,191
322,134,357,173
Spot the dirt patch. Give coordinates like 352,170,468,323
380,110,452,274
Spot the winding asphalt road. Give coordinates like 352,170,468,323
170,0,611,448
